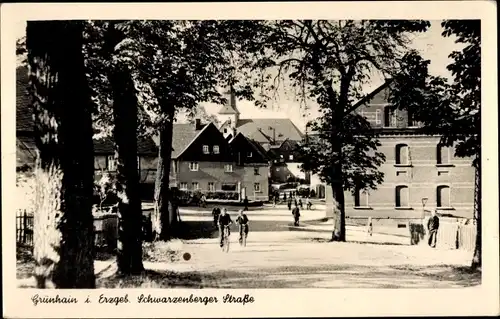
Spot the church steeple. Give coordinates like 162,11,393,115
218,86,240,138
218,86,239,116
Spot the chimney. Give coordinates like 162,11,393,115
195,118,202,130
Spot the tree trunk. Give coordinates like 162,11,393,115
330,150,346,242
152,110,175,241
471,163,481,270
329,77,348,242
106,23,144,275
28,21,95,288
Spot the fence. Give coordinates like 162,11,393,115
16,210,119,252
16,210,34,246
409,219,477,251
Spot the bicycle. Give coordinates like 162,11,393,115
221,225,231,253
239,224,248,247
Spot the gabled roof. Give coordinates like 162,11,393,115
235,118,304,143
352,80,393,109
228,132,269,161
171,122,211,159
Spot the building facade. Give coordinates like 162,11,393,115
170,121,270,201
340,83,475,219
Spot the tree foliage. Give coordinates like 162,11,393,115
246,20,430,241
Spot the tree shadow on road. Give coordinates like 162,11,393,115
93,263,481,289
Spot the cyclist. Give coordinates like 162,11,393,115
236,209,249,245
218,208,233,248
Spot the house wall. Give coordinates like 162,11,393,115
174,161,269,201
342,135,475,219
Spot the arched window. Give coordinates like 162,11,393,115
437,185,451,208
395,144,409,165
395,185,409,207
437,144,450,165
354,188,369,207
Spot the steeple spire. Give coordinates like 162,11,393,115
218,86,239,115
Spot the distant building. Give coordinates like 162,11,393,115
15,66,158,192
170,120,270,201
217,88,310,188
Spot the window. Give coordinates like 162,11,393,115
437,185,451,208
107,155,116,171
192,182,199,190
407,109,415,127
221,183,237,191
280,154,284,158
375,109,382,125
180,182,188,190
208,182,215,191
354,188,369,207
224,164,233,173
94,156,107,170
247,151,253,158
254,167,259,175
384,106,398,127
395,144,409,165
395,185,410,208
289,154,294,161
254,183,261,192
189,162,199,171
202,145,209,154
223,128,227,133
437,144,450,165
213,145,220,154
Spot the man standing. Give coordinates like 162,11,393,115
292,204,301,226
427,209,440,248
287,196,292,211
218,208,233,248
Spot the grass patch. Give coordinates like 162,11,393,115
142,239,184,263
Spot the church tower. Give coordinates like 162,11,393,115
218,86,240,139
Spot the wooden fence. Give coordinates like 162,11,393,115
410,219,477,251
16,210,119,252
16,210,34,246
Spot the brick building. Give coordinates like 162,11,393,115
339,82,475,219
170,121,270,201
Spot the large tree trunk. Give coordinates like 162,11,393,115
471,163,481,270
28,21,95,288
152,109,175,241
105,23,144,275
329,78,348,242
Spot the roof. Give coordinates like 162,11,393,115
228,132,269,161
352,80,393,109
16,66,157,155
93,137,157,155
171,123,209,158
17,66,33,132
218,104,239,115
235,118,304,143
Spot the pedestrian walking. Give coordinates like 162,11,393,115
367,217,373,236
427,209,440,248
283,192,287,203
212,206,221,227
306,196,312,210
243,196,249,211
287,197,292,211
292,204,301,226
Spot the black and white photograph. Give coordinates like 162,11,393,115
2,2,498,318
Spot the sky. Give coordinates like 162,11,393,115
14,20,462,132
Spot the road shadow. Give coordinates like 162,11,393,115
94,263,481,289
